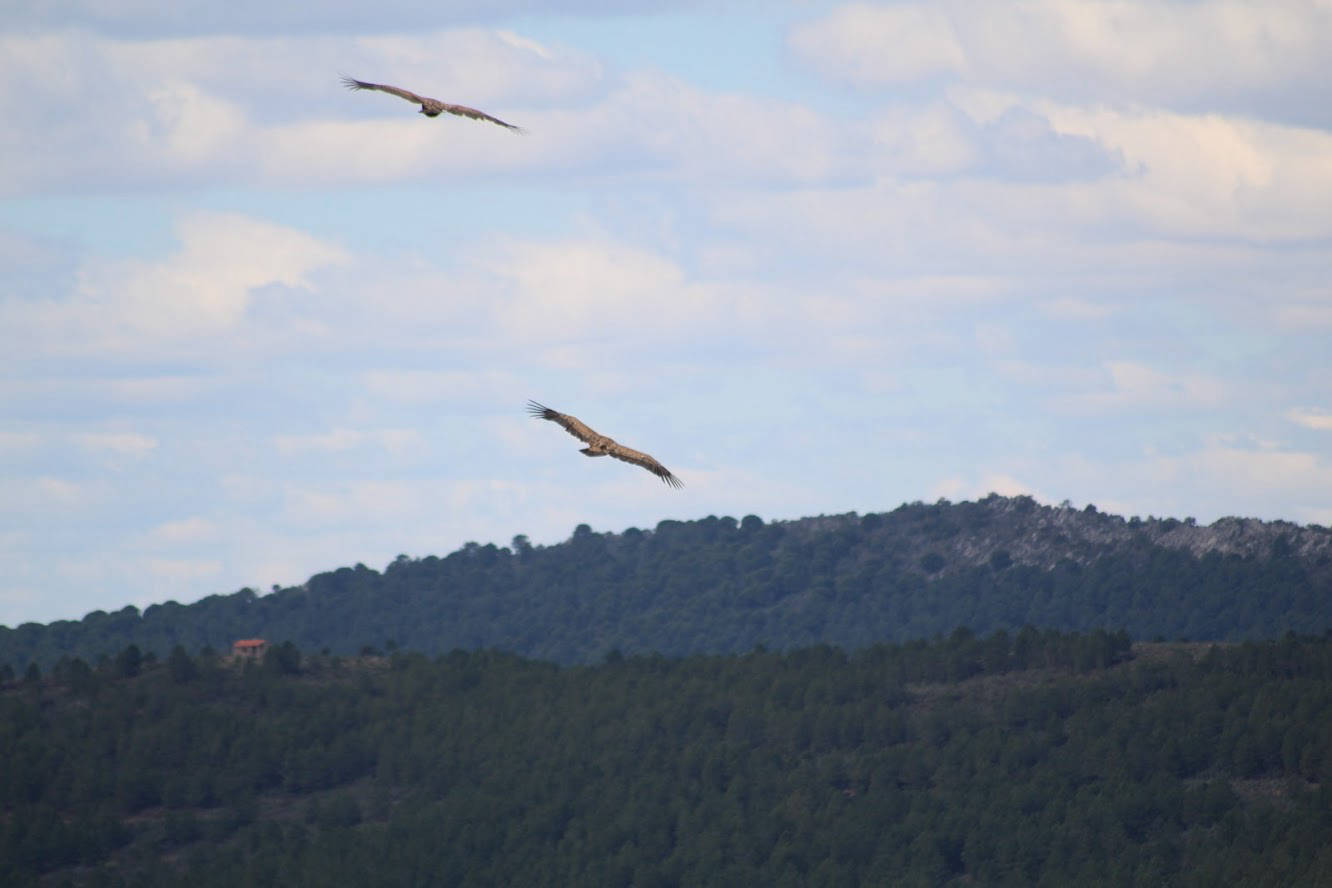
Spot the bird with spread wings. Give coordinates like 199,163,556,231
340,76,523,131
528,401,683,489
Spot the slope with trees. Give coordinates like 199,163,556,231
3,631,1330,886
3,496,1330,670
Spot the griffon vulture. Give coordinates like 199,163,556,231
340,76,522,131
528,401,683,489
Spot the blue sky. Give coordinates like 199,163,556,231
3,0,1331,626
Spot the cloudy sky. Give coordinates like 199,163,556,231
3,0,1331,626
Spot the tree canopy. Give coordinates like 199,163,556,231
3,497,1329,671
3,630,1330,886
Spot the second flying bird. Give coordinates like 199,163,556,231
529,402,683,489
341,76,524,131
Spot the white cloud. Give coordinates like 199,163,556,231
86,212,347,338
715,97,1332,260
925,441,1332,531
273,429,370,455
98,376,216,403
0,27,861,193
1141,442,1330,499
0,28,597,194
72,431,159,457
791,1,1332,125
870,103,980,176
0,431,41,452
0,375,218,406
1077,361,1229,412
254,118,534,185
146,557,222,582
16,13,1324,226
475,71,856,186
38,477,87,505
1040,297,1114,321
789,4,966,84
348,29,601,104
984,474,1044,499
1037,102,1332,239
1287,408,1332,431
147,516,218,543
1,212,347,357
0,476,101,511
278,478,532,528
135,79,247,166
273,428,426,456
973,321,1016,355
1276,301,1332,329
870,100,1124,183
488,238,714,343
992,359,1102,390
931,473,1046,502
4,1,683,39
361,369,525,406
0,580,40,615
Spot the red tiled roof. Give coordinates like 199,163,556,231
233,639,267,648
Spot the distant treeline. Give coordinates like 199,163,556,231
4,497,1330,670
3,630,1331,886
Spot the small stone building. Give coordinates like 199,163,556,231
232,638,268,660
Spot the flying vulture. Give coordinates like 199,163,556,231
340,76,523,131
528,401,683,489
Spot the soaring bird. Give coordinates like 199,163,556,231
528,401,683,489
340,76,523,131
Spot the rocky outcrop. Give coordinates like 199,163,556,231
780,494,1332,576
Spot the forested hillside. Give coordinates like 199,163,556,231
4,495,1330,671
4,631,1330,886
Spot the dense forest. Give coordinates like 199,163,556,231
3,631,1330,886
4,496,1329,671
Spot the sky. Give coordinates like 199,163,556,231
3,0,1331,626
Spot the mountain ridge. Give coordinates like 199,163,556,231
4,494,1330,670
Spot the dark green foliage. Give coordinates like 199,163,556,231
263,641,301,675
52,656,97,695
3,498,1330,670
919,551,946,573
2,633,1331,886
164,811,202,847
114,644,142,678
167,645,198,683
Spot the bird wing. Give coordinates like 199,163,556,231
341,76,431,106
605,442,684,489
528,401,601,445
434,102,523,132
